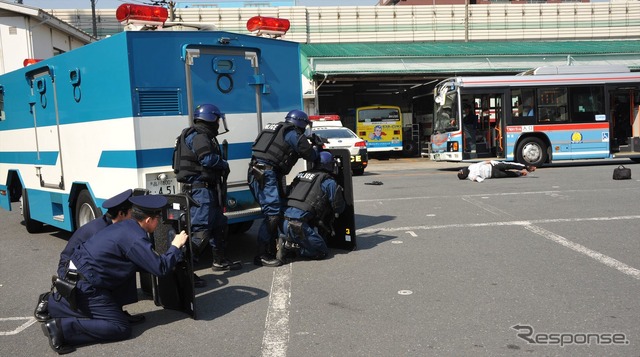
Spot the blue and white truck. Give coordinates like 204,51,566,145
0,5,302,234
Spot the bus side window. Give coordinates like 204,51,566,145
537,87,567,123
510,88,536,125
569,86,605,123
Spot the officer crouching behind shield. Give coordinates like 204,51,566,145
248,110,320,267
174,104,240,286
41,195,188,354
278,151,346,262
34,189,141,324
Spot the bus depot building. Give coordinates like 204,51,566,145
36,2,640,155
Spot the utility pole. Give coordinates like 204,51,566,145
90,0,97,37
168,1,175,21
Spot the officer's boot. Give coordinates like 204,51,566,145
212,249,242,271
254,241,282,267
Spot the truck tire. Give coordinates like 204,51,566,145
75,189,99,229
228,220,253,235
21,189,43,233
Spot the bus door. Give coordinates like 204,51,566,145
609,88,639,151
461,91,506,159
25,65,65,190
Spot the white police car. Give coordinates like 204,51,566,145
310,115,368,176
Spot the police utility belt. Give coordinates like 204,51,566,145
182,182,211,191
52,265,86,311
251,161,274,171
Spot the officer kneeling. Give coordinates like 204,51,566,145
41,195,188,354
278,151,346,262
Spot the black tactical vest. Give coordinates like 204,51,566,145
251,122,299,174
286,171,330,217
173,127,221,183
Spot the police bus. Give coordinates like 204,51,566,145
429,65,640,166
0,4,300,234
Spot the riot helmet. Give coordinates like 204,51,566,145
194,104,228,135
317,151,337,173
285,110,312,137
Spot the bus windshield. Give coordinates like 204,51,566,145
357,108,401,122
433,84,459,133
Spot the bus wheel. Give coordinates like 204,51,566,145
75,190,99,230
516,137,547,167
21,189,43,233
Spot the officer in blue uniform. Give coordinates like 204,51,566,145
41,195,188,354
34,189,136,323
248,110,319,267
174,104,239,281
279,151,346,262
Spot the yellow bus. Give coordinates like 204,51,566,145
355,105,403,153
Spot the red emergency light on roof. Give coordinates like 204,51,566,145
116,3,168,26
246,16,290,37
309,115,341,121
23,59,43,67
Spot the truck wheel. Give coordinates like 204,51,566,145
21,189,43,233
228,220,253,235
516,137,547,167
75,190,99,229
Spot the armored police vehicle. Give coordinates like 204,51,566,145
0,4,300,235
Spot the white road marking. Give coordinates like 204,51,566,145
357,215,640,280
405,231,417,237
523,224,640,280
261,264,292,357
461,196,513,217
356,215,640,234
0,317,37,336
354,187,640,203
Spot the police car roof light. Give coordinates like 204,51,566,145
309,115,340,121
116,3,169,26
246,16,290,36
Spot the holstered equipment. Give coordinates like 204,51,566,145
52,271,80,311
249,161,268,190
287,219,306,242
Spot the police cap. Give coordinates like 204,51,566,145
102,189,133,209
129,195,168,216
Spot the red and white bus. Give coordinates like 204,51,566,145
429,65,640,166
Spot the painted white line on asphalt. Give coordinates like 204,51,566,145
405,231,417,237
356,215,640,234
356,216,640,280
354,187,640,203
261,263,292,357
523,224,640,280
0,317,37,336
461,196,513,217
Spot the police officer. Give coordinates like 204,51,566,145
174,104,240,278
34,189,137,323
279,151,346,262
41,195,188,354
248,109,319,267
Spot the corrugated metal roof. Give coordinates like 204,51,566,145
301,40,640,58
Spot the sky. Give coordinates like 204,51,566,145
18,0,379,9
